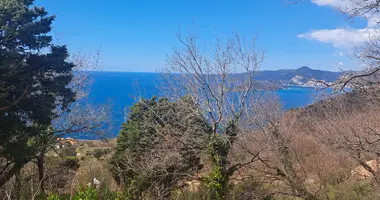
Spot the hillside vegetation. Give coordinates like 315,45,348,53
2,0,380,200
4,88,380,200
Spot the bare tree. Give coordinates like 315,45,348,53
334,0,380,24
284,0,380,90
160,31,265,199
284,0,380,20
234,94,320,200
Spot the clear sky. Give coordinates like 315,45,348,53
35,0,374,72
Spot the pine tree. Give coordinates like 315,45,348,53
0,0,75,187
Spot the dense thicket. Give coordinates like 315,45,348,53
110,96,211,199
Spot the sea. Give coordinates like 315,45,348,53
80,71,332,139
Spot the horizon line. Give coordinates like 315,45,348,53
91,66,343,73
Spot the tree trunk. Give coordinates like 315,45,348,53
206,154,231,200
206,135,233,200
14,169,22,200
36,153,46,196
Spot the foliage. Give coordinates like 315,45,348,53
88,148,112,159
60,146,78,157
47,193,63,200
162,32,267,198
109,96,211,198
46,185,127,200
47,186,99,200
72,185,99,200
0,0,75,186
60,156,80,170
202,120,238,199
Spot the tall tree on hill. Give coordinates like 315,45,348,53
30,51,110,197
160,32,265,199
0,0,75,187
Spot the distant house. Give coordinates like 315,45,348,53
56,137,77,149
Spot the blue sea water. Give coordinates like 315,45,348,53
84,71,330,138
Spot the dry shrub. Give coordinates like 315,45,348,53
299,89,380,182
0,155,80,199
73,156,118,194
86,148,112,159
224,89,380,199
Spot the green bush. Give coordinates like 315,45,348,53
60,156,80,170
60,146,77,157
47,193,61,200
109,97,211,197
47,185,122,200
87,148,112,159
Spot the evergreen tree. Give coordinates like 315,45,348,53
0,0,75,187
110,97,211,199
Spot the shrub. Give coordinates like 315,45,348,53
47,193,62,200
47,186,121,200
60,146,77,157
61,157,80,170
109,97,211,198
88,148,112,159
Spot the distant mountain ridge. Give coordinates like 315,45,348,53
255,66,341,82
237,66,342,89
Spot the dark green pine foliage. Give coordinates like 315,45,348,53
110,97,211,198
0,0,75,186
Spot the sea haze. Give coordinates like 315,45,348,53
80,71,332,139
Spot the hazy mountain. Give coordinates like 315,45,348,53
234,66,342,89
254,66,341,82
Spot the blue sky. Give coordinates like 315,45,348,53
35,0,374,72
